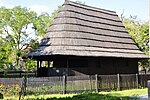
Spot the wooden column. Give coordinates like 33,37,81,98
66,59,69,76
117,74,120,91
37,60,39,69
48,61,50,68
95,74,98,92
136,73,139,89
40,61,42,68
36,60,39,77
63,75,67,94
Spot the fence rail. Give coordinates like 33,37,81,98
0,71,36,78
0,74,150,95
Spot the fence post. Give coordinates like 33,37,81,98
95,74,98,93
148,80,150,99
136,73,139,89
117,74,120,91
19,71,22,78
22,76,27,96
24,76,27,95
63,75,67,94
19,76,27,100
2,71,4,78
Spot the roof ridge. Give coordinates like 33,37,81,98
64,0,116,13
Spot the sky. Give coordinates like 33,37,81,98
0,0,148,22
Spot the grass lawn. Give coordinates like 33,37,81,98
4,88,147,100
100,88,147,97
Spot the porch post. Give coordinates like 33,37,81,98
37,60,39,68
36,60,39,76
40,61,42,68
66,59,69,76
48,61,50,68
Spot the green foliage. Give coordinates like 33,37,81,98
0,82,21,97
0,5,61,70
32,5,61,36
4,88,147,99
0,6,53,70
0,93,3,99
0,6,36,68
25,93,131,100
25,59,36,71
0,39,12,68
32,12,52,36
50,6,61,21
122,17,149,55
122,16,149,67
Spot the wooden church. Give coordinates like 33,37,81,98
27,0,148,76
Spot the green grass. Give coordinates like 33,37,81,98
100,88,147,97
4,88,147,100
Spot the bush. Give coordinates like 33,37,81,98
0,82,21,96
0,93,3,99
26,93,133,100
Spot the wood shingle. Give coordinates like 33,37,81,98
27,0,148,59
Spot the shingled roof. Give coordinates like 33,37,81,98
27,0,148,58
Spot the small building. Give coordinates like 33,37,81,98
27,0,148,76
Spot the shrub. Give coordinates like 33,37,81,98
26,93,132,100
0,93,3,99
0,82,21,97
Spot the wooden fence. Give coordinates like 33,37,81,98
0,71,36,78
0,74,150,95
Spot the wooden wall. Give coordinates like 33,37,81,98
51,57,138,76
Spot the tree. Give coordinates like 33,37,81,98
0,39,11,69
0,6,52,70
24,6,61,71
0,5,62,70
122,16,149,68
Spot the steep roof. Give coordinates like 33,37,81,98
27,0,148,59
